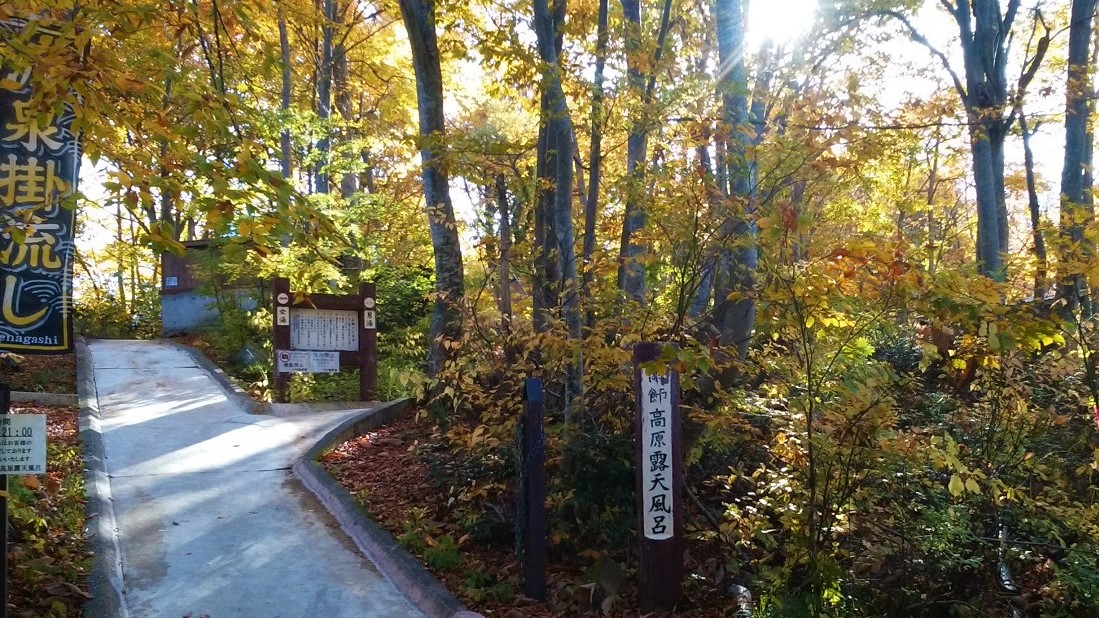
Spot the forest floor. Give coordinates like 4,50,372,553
0,354,78,394
7,403,91,618
321,413,732,618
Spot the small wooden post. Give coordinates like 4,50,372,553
518,377,547,601
272,277,291,403
634,342,683,611
359,282,378,401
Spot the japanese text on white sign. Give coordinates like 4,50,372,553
276,350,340,374
289,308,359,351
640,369,673,540
0,414,46,474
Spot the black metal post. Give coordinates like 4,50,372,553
518,378,546,601
1,382,9,618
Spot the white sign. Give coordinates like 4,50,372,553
290,309,359,351
364,297,375,309
364,309,376,330
0,415,46,475
277,292,290,305
276,350,340,374
640,369,673,540
276,306,290,326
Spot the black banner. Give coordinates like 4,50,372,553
0,21,80,354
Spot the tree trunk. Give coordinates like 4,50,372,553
333,8,357,200
617,0,674,305
712,0,756,366
970,127,1003,275
398,0,466,376
1058,0,1096,309
315,0,334,195
1019,111,1048,299
953,0,1019,278
582,0,608,331
533,0,581,414
617,0,648,304
278,3,292,180
496,174,514,329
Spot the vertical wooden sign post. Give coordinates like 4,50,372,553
273,278,292,402
634,342,683,611
518,378,547,601
272,278,377,403
360,282,378,402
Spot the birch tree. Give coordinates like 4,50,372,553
396,0,466,376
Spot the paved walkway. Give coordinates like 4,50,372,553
83,339,424,618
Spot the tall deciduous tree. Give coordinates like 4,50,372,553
581,0,609,330
397,0,466,376
532,0,582,413
532,0,580,337
1059,0,1096,310
711,0,757,367
883,1,1024,278
617,0,673,304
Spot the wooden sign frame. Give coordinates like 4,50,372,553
272,277,377,403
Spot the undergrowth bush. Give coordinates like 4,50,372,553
418,245,1099,617
74,284,160,339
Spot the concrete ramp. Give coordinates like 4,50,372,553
81,339,424,618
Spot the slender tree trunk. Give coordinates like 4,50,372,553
158,69,179,240
278,3,292,179
397,0,466,376
1019,111,1048,299
315,0,335,195
115,201,128,314
496,174,514,328
1059,0,1096,310
582,0,608,331
617,0,674,305
618,0,648,304
333,9,357,199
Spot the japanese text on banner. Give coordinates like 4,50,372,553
0,28,80,354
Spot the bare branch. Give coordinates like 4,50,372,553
877,10,968,102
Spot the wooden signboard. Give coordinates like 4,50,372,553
272,278,377,402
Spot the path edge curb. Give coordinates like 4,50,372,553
10,391,78,406
76,337,130,618
163,340,266,414
293,402,482,618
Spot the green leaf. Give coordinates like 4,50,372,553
948,474,964,497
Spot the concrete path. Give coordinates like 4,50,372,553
83,339,425,618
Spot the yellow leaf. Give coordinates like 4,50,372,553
965,477,980,494
948,474,964,497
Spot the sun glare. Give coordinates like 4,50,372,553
747,0,818,48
